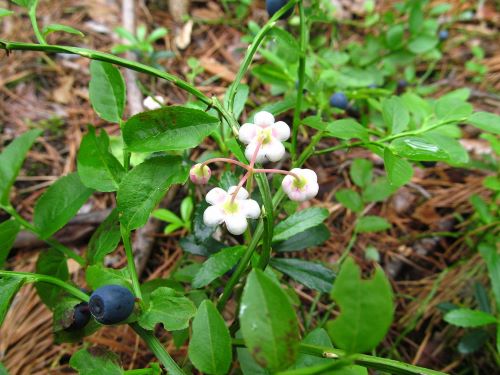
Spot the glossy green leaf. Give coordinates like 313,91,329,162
86,209,121,265
426,132,469,165
192,246,245,288
273,208,329,242
89,60,126,123
35,248,69,308
391,136,450,161
335,189,363,213
33,173,94,238
77,127,125,192
382,97,409,134
444,308,497,328
117,155,187,231
361,177,395,202
43,24,84,37
138,287,196,331
326,119,369,141
122,106,220,152
467,112,500,135
0,8,14,18
70,348,124,375
270,258,335,294
384,148,413,187
0,220,20,268
274,224,330,252
85,265,132,290
0,129,41,204
327,257,394,353
240,269,300,371
350,159,373,188
188,300,232,375
0,276,25,329
355,216,391,233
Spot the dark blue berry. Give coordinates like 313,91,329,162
64,302,91,331
329,92,349,110
89,285,135,325
266,0,294,20
421,161,437,168
438,30,449,41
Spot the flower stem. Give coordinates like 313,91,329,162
253,168,301,181
230,141,262,203
201,158,250,171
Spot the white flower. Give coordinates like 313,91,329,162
203,186,261,235
239,111,290,163
189,163,211,185
282,168,319,202
143,95,164,110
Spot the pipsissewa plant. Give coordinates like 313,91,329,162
1,0,499,374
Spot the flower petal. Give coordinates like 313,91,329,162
240,199,261,219
272,121,290,141
239,123,257,144
305,182,319,199
206,187,228,205
281,175,294,193
264,140,286,162
245,142,267,163
300,168,318,183
227,186,249,200
225,215,248,235
203,206,225,226
254,111,275,127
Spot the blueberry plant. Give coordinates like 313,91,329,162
0,0,499,374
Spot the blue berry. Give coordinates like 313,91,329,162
266,0,294,20
89,285,135,325
65,302,91,331
329,92,349,110
438,30,449,41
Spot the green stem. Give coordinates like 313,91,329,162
1,204,86,266
0,270,90,301
120,225,143,301
291,0,307,162
124,369,154,375
28,1,46,45
131,323,186,375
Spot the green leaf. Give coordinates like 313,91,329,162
326,119,369,141
138,287,196,331
11,0,35,8
192,246,245,289
70,348,124,375
293,328,333,369
382,97,409,134
240,269,300,371
391,136,450,161
350,159,373,188
426,132,469,165
152,208,183,225
122,106,220,152
0,276,25,329
42,24,84,37
355,216,391,233
0,129,41,204
479,242,500,310
434,97,473,122
35,248,69,308
273,208,329,242
270,258,335,294
85,265,132,290
408,36,438,54
77,127,125,192
444,308,497,328
274,224,330,252
0,362,8,375
467,112,500,135
86,209,121,265
188,300,232,375
180,197,194,222
385,25,404,50
457,329,489,355
89,61,126,123
0,220,20,268
335,189,363,213
117,155,187,231
327,257,394,353
384,148,413,187
0,8,14,18
361,177,395,203
33,173,94,238
270,28,300,62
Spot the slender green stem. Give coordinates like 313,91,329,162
124,369,154,375
291,0,307,162
131,323,186,375
120,225,143,301
1,204,86,266
0,270,90,301
28,1,46,45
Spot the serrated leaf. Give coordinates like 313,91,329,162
383,148,413,187
117,155,187,231
188,300,232,375
444,308,497,328
138,287,196,331
0,276,25,329
192,246,245,288
0,129,41,204
70,348,124,375
355,216,391,233
240,269,300,371
326,119,369,141
335,189,363,213
273,208,329,242
35,248,69,309
467,112,500,135
89,61,126,123
349,159,373,188
327,257,394,353
33,173,94,238
274,224,330,252
77,127,125,192
43,23,84,37
122,106,220,152
85,265,132,290
382,97,409,134
0,220,20,268
86,209,121,265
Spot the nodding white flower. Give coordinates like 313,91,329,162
282,168,319,202
143,95,164,110
203,186,261,235
239,111,290,163
189,163,211,185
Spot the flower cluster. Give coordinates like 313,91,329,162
189,111,319,235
